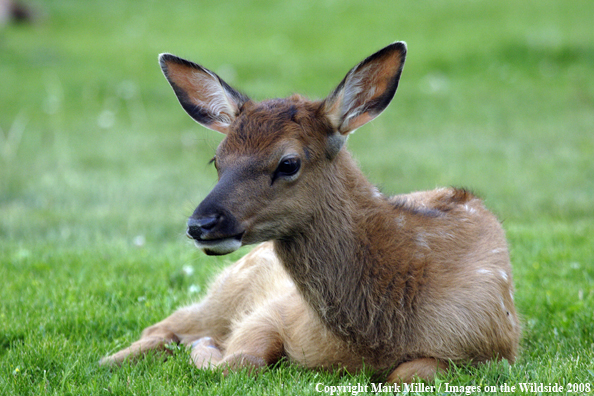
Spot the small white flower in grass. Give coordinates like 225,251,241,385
189,284,201,294
117,80,138,100
133,235,145,247
97,109,116,129
182,265,194,276
15,249,31,260
420,73,450,95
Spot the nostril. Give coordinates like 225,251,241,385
195,216,219,230
186,224,200,239
187,215,220,239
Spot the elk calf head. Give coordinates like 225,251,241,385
159,42,406,255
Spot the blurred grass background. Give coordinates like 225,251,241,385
1,0,593,394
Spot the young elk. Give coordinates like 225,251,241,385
101,42,520,383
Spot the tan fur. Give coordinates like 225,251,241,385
101,42,520,383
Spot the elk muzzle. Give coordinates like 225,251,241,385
187,200,245,256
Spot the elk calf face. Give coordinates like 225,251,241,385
184,98,331,255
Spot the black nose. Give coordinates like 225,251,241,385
187,215,219,239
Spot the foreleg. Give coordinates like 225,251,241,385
100,299,228,366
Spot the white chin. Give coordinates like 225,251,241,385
194,238,242,256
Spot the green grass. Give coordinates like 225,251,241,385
1,0,593,394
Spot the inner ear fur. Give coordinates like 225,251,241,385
159,53,249,134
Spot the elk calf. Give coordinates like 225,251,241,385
101,42,520,383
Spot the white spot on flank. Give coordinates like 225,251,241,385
441,231,455,240
499,269,509,282
491,248,504,254
501,296,514,325
477,268,492,276
499,297,506,311
415,233,429,250
463,204,477,214
509,289,515,301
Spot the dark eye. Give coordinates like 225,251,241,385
272,156,301,184
277,157,301,175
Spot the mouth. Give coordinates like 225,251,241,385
189,233,244,256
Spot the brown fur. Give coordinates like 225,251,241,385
101,42,520,383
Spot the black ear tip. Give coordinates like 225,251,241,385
392,41,407,49
158,53,207,75
159,53,192,67
160,52,186,62
159,53,175,72
388,41,407,57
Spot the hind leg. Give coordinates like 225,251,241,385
387,358,449,384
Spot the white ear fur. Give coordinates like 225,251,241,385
159,54,249,134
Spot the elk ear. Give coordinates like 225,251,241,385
159,54,250,134
323,42,407,135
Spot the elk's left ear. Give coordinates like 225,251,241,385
159,53,249,134
323,42,407,135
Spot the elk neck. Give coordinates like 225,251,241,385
273,149,417,358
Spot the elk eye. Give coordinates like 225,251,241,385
272,157,301,184
277,157,301,176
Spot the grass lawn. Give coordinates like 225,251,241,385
1,0,593,394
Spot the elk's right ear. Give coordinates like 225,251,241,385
159,54,249,134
